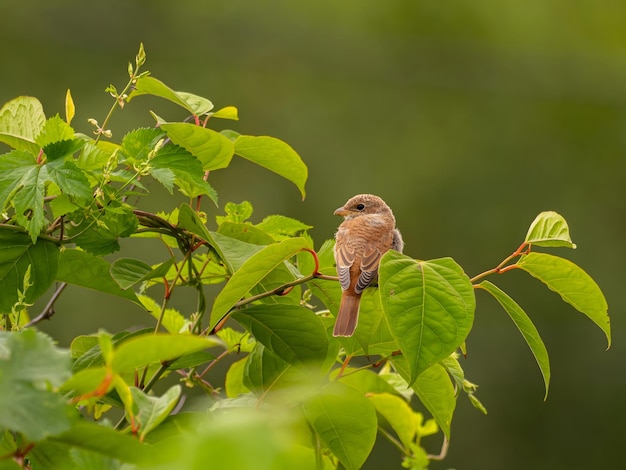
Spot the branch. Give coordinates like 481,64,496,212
24,282,68,328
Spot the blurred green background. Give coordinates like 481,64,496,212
2,1,624,468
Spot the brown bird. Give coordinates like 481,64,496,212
333,194,403,337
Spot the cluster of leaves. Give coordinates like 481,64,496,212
0,45,610,470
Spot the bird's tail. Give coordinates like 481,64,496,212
333,293,361,337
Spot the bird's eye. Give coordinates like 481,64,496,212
356,203,365,211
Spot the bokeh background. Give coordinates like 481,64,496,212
1,1,624,468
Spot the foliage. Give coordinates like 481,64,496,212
0,45,610,470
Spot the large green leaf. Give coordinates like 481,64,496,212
477,280,551,398
234,135,307,199
0,330,72,441
208,237,310,330
0,96,45,153
55,249,141,306
243,343,291,394
379,252,475,384
302,382,377,470
524,211,576,248
111,333,222,373
160,122,234,170
0,229,59,313
517,252,610,347
232,304,329,367
129,76,213,115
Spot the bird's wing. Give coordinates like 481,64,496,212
334,240,355,291
355,241,382,294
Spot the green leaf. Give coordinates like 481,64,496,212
234,135,307,199
413,362,456,439
0,330,72,441
48,420,152,465
232,304,329,367
129,385,181,441
111,333,222,373
67,202,138,255
35,115,75,148
110,258,174,290
209,237,310,330
151,143,218,202
0,229,59,313
524,211,576,248
211,106,239,120
119,127,164,163
216,201,254,225
45,159,92,201
177,203,217,247
43,139,85,162
0,96,45,153
225,357,249,398
517,252,610,347
160,122,234,170
138,295,190,334
368,392,416,449
56,249,142,306
302,382,377,470
379,252,475,384
243,343,291,394
129,76,213,115
255,214,312,240
477,280,551,398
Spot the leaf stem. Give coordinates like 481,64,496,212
469,242,529,283
24,282,68,328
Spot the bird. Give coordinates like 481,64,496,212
332,194,403,337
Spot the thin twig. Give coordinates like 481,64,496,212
24,282,68,327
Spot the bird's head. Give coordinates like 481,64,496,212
334,194,393,219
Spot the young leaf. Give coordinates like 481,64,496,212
232,304,329,367
138,295,190,335
234,135,307,199
65,89,75,125
55,249,142,306
35,115,75,148
302,382,377,470
208,237,310,330
524,211,576,248
160,122,234,170
211,106,239,120
129,385,181,441
128,76,213,115
111,333,222,373
379,252,475,384
0,96,46,153
477,280,551,398
517,252,610,347
0,229,59,313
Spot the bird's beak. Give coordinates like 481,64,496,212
334,206,349,216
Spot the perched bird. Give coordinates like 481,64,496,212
333,194,403,337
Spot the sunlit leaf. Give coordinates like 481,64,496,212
129,76,213,115
302,382,377,470
517,252,610,347
232,304,329,367
209,237,310,330
160,122,234,170
0,96,45,153
368,392,416,449
379,252,475,384
110,258,174,290
111,333,222,373
477,280,551,398
234,135,307,199
65,89,75,125
524,211,576,248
